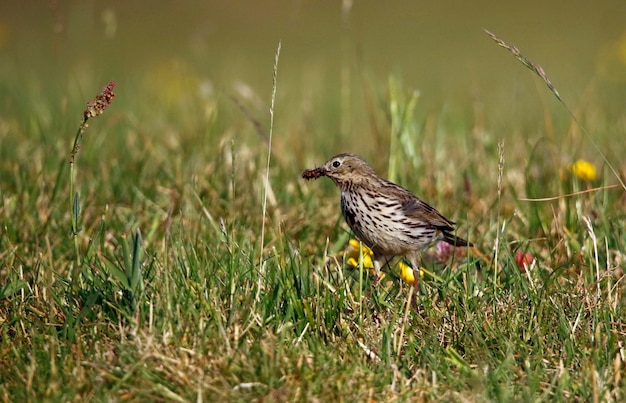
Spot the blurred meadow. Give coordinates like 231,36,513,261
1,1,626,401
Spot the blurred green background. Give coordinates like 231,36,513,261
2,1,625,149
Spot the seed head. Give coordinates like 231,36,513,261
83,81,116,122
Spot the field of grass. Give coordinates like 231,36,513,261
2,2,626,401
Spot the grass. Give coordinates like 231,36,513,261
1,28,626,403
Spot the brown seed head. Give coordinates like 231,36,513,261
83,81,116,122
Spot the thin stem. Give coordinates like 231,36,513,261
69,124,86,268
256,41,281,302
69,124,85,234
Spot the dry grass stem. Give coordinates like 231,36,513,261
485,29,626,192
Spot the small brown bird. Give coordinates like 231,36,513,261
302,153,472,287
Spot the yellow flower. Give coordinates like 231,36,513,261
397,261,416,285
346,239,383,280
346,239,422,284
571,159,597,181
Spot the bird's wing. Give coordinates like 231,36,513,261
400,196,456,231
377,179,456,231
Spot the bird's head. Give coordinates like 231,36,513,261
302,153,377,188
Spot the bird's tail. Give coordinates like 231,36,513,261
442,232,473,248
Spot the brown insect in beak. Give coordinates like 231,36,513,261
301,167,326,180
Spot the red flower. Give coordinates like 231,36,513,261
515,251,533,270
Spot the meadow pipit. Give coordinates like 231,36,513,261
303,153,472,288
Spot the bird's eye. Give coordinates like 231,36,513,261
332,160,341,168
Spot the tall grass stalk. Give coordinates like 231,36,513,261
387,76,420,182
68,81,116,268
257,41,281,302
493,139,505,282
485,29,626,192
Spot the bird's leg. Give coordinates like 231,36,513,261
372,254,384,284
